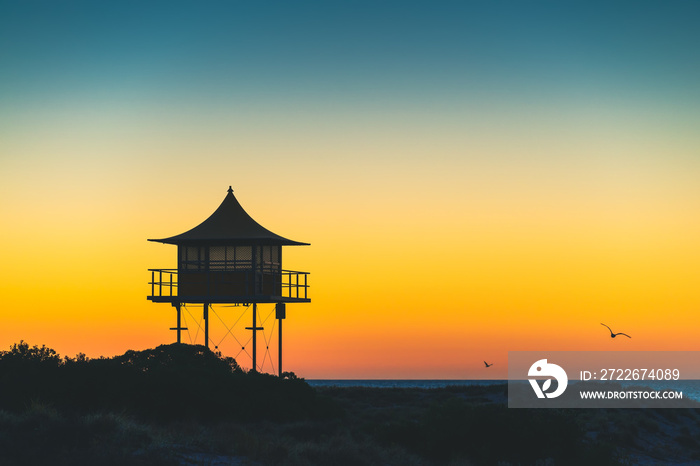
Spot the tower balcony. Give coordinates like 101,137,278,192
148,268,310,304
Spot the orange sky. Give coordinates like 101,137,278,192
1,174,698,378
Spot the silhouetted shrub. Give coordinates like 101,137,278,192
0,342,338,423
0,403,171,466
377,399,619,465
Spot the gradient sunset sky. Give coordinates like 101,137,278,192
1,1,699,378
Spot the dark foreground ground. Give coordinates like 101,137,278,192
1,343,699,465
2,384,700,465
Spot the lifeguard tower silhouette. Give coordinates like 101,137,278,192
147,186,309,374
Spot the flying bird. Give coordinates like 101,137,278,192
484,361,493,368
601,323,631,339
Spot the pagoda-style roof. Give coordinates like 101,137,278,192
149,187,309,246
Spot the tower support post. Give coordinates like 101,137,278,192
245,303,264,372
170,302,187,343
176,303,182,343
204,303,209,349
276,303,286,376
252,303,257,371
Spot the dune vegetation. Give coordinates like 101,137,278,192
1,342,699,465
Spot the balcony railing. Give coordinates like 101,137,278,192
148,268,309,302
149,269,178,298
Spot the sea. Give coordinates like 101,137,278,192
307,379,503,389
307,379,700,403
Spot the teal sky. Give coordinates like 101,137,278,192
2,1,699,106
3,1,698,187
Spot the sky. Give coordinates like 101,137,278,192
1,1,699,378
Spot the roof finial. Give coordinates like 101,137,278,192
227,186,233,194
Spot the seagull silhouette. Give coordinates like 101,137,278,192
601,323,631,339
484,361,493,368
